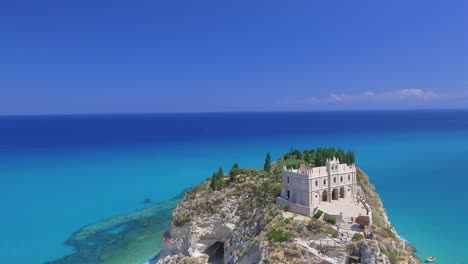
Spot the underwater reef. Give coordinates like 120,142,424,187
46,193,184,264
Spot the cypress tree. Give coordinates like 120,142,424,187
264,152,271,172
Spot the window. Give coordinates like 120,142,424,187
286,190,290,200
323,179,326,185
340,176,343,182
333,177,336,183
315,180,318,187
287,177,289,184
348,175,350,181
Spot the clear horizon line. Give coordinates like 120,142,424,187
1,107,468,117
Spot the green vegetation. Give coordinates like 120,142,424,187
387,251,399,264
352,233,364,240
313,210,323,219
229,162,240,177
173,212,190,227
264,152,272,172
332,231,339,238
171,149,418,264
325,216,336,225
385,227,396,239
267,227,292,242
279,147,355,168
209,167,226,191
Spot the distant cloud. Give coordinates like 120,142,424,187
329,88,440,103
278,87,468,110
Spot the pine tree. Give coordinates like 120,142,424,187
210,167,226,191
336,148,346,163
264,152,271,172
209,172,218,191
230,162,240,177
315,148,324,166
304,151,311,164
346,151,355,165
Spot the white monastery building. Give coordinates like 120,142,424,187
276,157,357,217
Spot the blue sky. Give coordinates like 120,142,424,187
1,0,467,114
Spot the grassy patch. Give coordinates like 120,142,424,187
267,227,292,242
352,233,363,240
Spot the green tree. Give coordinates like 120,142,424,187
315,148,325,166
304,151,311,164
336,148,346,163
210,167,226,191
325,147,336,160
216,167,224,178
346,151,355,164
229,162,240,177
264,152,271,172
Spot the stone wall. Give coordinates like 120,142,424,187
276,197,311,216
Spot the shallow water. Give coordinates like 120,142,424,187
0,111,467,263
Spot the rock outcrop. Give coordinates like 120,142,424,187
156,157,420,264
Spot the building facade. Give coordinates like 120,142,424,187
276,157,357,217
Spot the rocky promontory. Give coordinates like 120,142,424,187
156,149,420,264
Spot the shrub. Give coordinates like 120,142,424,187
283,205,290,212
270,182,283,197
355,215,370,228
387,251,398,264
352,233,364,240
267,228,292,242
173,212,190,227
187,184,208,196
332,231,339,238
385,227,396,239
313,210,323,219
325,216,336,225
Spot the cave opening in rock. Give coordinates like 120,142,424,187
204,241,224,263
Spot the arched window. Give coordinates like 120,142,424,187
340,176,343,182
348,175,350,181
323,179,326,185
333,177,336,183
315,180,318,187
287,177,290,183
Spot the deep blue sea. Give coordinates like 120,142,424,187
1,111,467,263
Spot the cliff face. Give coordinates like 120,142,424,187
156,167,419,264
355,169,420,264
157,171,283,264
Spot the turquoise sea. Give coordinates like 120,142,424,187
1,111,467,263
